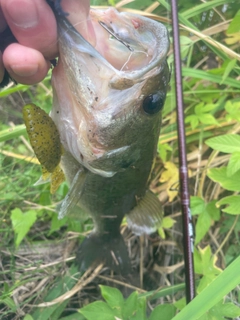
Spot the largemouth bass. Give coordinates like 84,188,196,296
25,1,170,274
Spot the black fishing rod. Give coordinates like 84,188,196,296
170,0,196,302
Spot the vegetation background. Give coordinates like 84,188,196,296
0,0,240,319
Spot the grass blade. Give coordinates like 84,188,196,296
0,124,26,142
182,0,233,19
172,256,240,320
182,68,240,88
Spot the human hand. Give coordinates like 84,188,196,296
0,0,91,86
0,0,58,85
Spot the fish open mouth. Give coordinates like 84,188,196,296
89,8,154,72
72,7,168,75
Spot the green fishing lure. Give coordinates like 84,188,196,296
23,103,65,193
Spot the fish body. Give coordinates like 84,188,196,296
47,5,170,273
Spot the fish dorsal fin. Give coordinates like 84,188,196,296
126,190,163,236
58,168,86,219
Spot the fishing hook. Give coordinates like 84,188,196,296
99,21,134,52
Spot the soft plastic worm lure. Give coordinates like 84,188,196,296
23,103,65,193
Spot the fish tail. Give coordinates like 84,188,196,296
76,233,131,274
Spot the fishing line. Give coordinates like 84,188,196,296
120,50,148,71
170,0,196,302
120,51,133,71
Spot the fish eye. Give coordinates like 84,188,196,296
142,92,165,115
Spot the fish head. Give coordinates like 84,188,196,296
51,7,170,177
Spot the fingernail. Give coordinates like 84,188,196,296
7,0,39,29
10,63,38,77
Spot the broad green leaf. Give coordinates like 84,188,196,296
59,314,85,320
193,249,203,275
49,213,68,234
171,256,240,320
225,244,240,265
23,316,34,320
194,102,204,115
206,201,220,221
123,291,138,319
195,210,211,244
190,196,205,215
132,297,147,320
174,297,186,312
11,208,37,248
100,285,124,310
158,143,172,163
198,113,219,126
197,273,219,294
79,301,116,320
149,304,176,320
180,36,193,46
207,167,240,191
162,216,176,229
207,300,226,319
108,0,115,5
195,103,217,114
194,246,222,277
227,9,240,34
185,115,199,130
201,104,218,113
220,302,240,317
206,134,240,153
197,300,240,320
227,152,240,176
225,100,240,122
217,196,240,214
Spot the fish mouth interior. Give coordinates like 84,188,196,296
89,9,155,72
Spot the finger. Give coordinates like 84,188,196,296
0,6,7,32
3,43,50,85
1,0,58,59
61,0,96,46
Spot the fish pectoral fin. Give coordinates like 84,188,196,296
58,168,86,219
126,190,163,236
